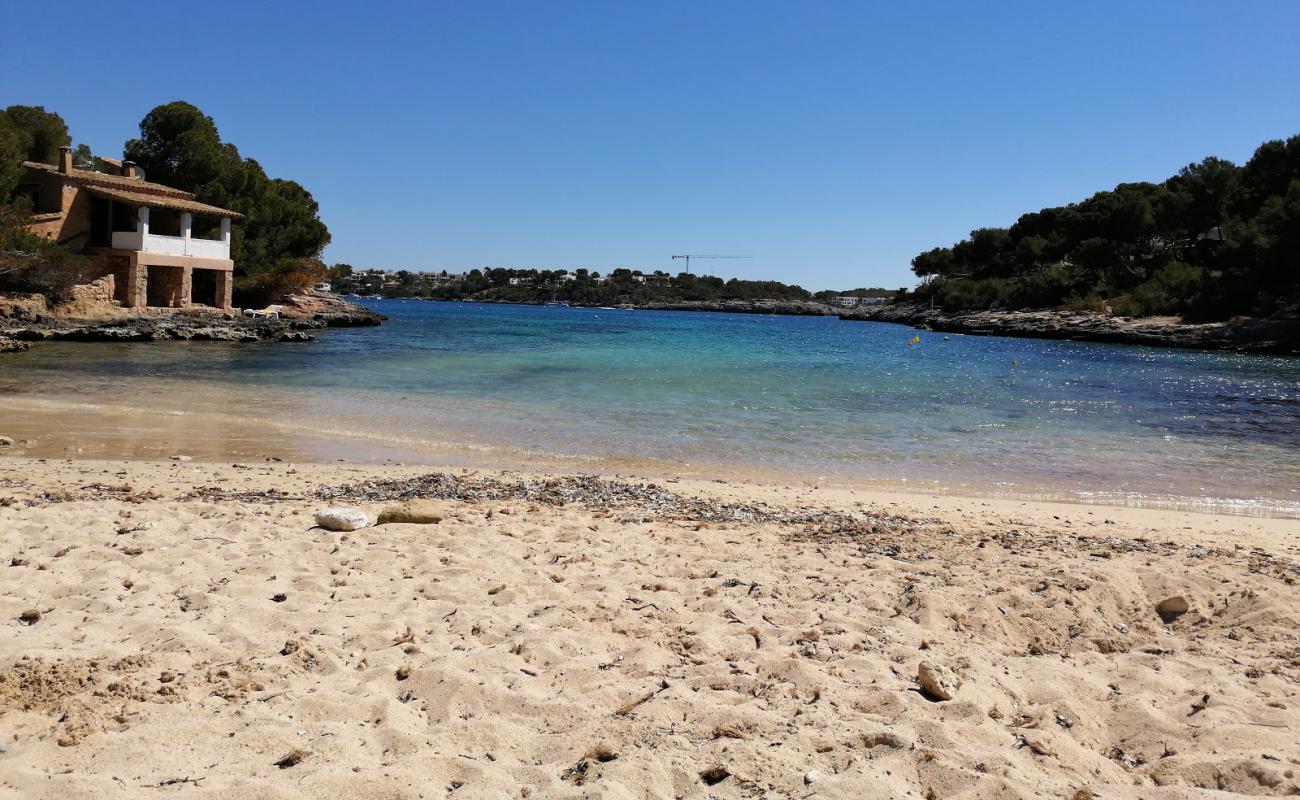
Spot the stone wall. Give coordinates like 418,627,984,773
146,265,186,308
25,183,89,249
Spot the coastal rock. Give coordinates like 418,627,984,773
0,337,29,353
0,291,382,355
917,661,961,701
377,501,446,525
0,436,13,447
1156,595,1191,623
842,304,1300,355
313,507,370,531
279,291,385,327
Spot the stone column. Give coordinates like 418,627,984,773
181,266,193,307
126,256,147,308
215,271,233,311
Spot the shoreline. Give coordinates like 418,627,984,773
1,457,1297,798
3,393,1298,519
367,295,842,317
844,303,1300,355
356,296,1300,354
4,455,1300,531
0,291,383,352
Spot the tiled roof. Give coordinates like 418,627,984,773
82,185,242,219
24,160,194,199
23,161,240,217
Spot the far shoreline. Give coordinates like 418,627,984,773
350,295,1300,356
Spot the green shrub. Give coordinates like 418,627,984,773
1064,293,1106,312
1113,261,1205,317
0,202,89,303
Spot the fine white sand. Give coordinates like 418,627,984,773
1,457,1297,798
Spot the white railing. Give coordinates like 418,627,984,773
142,233,189,256
111,230,144,251
178,236,229,259
109,230,229,259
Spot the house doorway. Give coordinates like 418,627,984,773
146,266,185,307
191,269,219,307
89,197,110,246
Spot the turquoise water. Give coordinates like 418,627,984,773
3,299,1299,514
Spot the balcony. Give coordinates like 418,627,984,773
105,206,232,263
111,229,230,260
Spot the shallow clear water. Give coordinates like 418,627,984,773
3,299,1299,514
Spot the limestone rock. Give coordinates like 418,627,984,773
843,303,1300,355
1156,596,1191,623
917,661,961,701
314,507,370,531
377,501,446,525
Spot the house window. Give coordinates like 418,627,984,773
111,202,137,232
192,215,223,241
150,208,182,237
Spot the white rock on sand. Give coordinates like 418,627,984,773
312,507,369,531
916,661,962,701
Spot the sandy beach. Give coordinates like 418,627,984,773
1,456,1296,799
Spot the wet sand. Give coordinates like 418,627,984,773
1,457,1297,798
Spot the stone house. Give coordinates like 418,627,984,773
17,146,241,310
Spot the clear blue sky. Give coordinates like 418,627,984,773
3,1,1298,290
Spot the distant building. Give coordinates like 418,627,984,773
19,147,241,310
829,295,889,308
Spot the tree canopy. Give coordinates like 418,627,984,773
124,101,330,305
329,265,851,306
0,105,73,199
907,135,1300,320
0,105,71,165
0,106,87,299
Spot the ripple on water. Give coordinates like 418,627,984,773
2,299,1298,515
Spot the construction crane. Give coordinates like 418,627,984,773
671,254,751,275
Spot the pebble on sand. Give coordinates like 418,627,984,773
917,661,961,701
376,501,446,525
1156,595,1191,623
313,507,370,531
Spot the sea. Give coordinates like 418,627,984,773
3,299,1298,516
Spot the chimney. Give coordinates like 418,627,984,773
121,160,138,179
58,145,73,173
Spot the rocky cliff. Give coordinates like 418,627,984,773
0,290,383,352
841,304,1300,355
